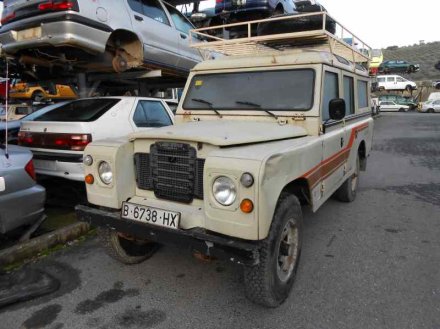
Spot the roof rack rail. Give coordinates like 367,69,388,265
190,12,371,65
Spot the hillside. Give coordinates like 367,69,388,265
383,41,440,81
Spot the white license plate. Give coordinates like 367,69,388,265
17,27,42,41
121,202,180,230
34,159,57,171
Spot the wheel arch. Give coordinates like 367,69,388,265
279,178,311,207
106,29,143,60
358,140,367,171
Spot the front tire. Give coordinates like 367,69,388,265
97,228,159,265
244,194,303,307
335,155,360,202
31,91,45,103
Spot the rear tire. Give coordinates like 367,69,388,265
31,91,44,103
244,194,303,307
97,227,159,265
335,155,360,202
405,85,412,92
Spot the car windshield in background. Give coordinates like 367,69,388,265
183,70,315,111
34,99,121,122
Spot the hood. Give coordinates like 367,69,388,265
129,120,308,146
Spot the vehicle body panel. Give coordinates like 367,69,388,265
0,145,45,234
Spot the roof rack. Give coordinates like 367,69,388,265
190,12,371,65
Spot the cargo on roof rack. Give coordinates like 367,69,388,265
190,12,371,65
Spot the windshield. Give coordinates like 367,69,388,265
34,98,120,122
372,49,382,57
183,69,315,111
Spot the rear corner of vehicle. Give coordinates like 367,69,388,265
0,0,113,55
0,147,46,233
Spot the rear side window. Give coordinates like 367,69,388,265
15,107,31,115
35,99,121,122
322,71,339,121
357,80,368,108
343,76,355,115
129,0,170,25
387,77,394,82
133,101,172,127
377,77,385,82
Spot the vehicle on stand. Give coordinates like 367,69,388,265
0,144,46,237
0,0,204,78
379,101,409,112
378,94,418,111
376,75,417,92
432,80,440,89
369,49,383,76
378,60,420,74
76,14,374,308
18,97,175,181
9,81,78,102
419,100,440,113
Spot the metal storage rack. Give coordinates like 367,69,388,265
190,12,371,65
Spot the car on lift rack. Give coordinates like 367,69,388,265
0,0,204,78
378,60,420,74
18,97,175,181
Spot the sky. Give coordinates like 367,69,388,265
318,0,439,49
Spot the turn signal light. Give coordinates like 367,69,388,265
85,174,94,185
240,199,254,213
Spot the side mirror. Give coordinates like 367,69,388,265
329,98,346,121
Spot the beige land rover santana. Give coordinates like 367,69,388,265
76,14,374,307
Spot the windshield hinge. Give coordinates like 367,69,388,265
277,118,288,125
292,114,306,121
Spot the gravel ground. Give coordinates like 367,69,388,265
1,112,439,329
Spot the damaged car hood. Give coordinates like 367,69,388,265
129,120,308,146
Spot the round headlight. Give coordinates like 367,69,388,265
240,172,254,187
212,176,237,206
83,155,93,166
98,161,113,185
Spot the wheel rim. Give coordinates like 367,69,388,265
276,220,299,282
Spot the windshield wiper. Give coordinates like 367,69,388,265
236,101,278,119
191,98,222,118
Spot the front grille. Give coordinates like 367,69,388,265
134,142,205,203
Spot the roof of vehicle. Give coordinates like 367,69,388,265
193,50,369,76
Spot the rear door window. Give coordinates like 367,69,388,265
34,99,121,122
133,100,172,127
343,76,355,115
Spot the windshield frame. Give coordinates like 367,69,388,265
182,69,316,113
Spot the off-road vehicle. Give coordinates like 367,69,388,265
76,13,374,307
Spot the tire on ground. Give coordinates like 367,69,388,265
97,227,159,265
244,193,303,307
335,155,360,202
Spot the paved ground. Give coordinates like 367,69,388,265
1,113,439,329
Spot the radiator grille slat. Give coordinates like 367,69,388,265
134,142,205,203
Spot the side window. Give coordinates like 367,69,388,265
141,0,169,25
357,80,368,108
15,107,31,115
127,0,143,13
377,77,385,82
165,4,194,34
133,101,172,128
387,77,394,82
322,71,339,121
343,76,355,115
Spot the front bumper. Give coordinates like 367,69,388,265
0,16,111,54
75,204,260,266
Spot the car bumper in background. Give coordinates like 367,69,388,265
0,184,46,234
32,151,85,181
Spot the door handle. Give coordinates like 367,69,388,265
180,33,188,39
340,137,344,148
134,15,143,21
